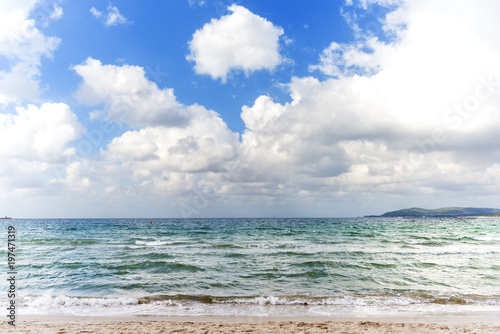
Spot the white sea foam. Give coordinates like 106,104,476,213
12,294,500,318
134,240,171,246
17,294,181,316
227,295,427,307
19,294,138,316
472,236,500,242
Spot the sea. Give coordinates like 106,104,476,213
1,217,500,319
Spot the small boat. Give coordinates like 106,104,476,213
1,216,12,219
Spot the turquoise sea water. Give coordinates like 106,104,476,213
1,217,500,317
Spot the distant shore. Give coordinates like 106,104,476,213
5,315,500,333
369,207,500,218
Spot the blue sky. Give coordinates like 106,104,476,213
40,0,363,134
1,0,500,218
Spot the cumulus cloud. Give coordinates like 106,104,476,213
0,102,83,198
187,4,284,82
70,59,239,207
0,1,85,205
308,37,393,77
73,58,189,128
0,0,60,104
106,104,239,176
0,62,41,104
0,103,82,162
90,3,130,27
232,0,500,213
0,2,60,65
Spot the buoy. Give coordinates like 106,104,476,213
149,221,152,224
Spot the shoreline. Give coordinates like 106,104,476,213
5,314,500,333
14,313,500,324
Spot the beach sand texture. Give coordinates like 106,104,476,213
4,318,500,334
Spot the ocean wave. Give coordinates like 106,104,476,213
438,235,500,243
12,293,500,317
223,253,247,258
16,294,181,316
207,244,244,249
270,251,319,256
116,293,500,306
24,238,98,245
134,240,172,246
74,261,205,272
470,236,500,242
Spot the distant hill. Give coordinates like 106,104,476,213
377,207,500,217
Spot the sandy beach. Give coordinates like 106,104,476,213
4,315,500,333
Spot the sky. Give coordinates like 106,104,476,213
1,0,500,218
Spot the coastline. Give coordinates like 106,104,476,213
5,314,500,333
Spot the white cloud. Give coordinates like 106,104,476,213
49,4,63,21
308,37,392,77
187,4,284,82
71,59,239,201
0,102,83,201
241,95,287,133
106,104,239,176
0,103,82,162
73,58,188,128
105,3,128,26
90,3,130,27
354,0,402,10
0,0,60,105
187,0,206,7
0,1,80,202
0,62,40,104
232,0,500,214
90,7,102,18
0,3,60,64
